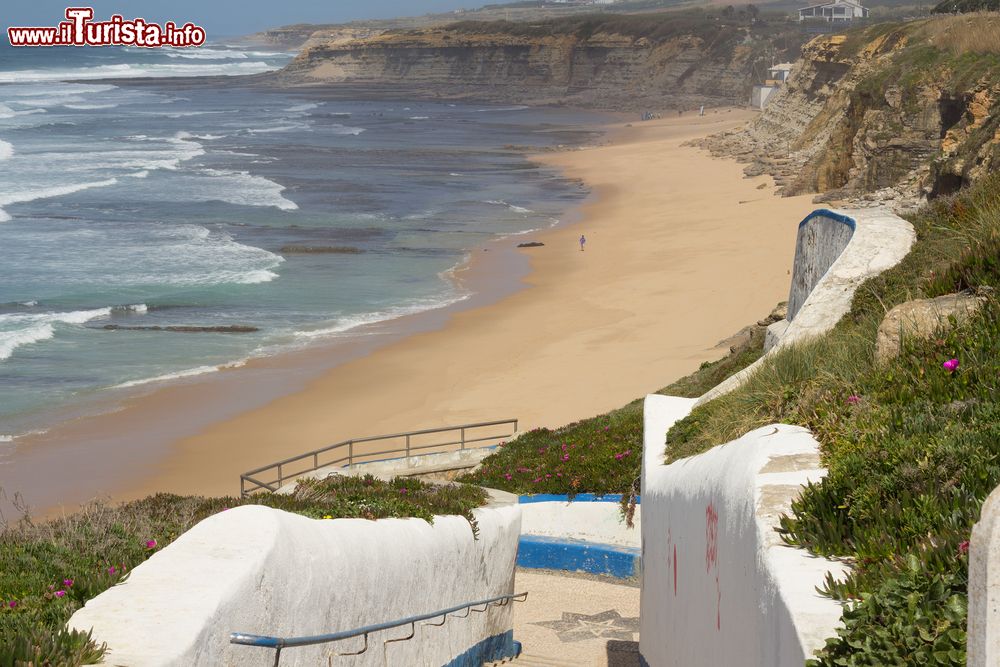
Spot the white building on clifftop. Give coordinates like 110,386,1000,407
798,0,870,22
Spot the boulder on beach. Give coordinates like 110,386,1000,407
517,242,545,248
279,245,364,254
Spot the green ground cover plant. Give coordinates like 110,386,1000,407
666,173,1000,665
459,322,768,500
0,475,487,666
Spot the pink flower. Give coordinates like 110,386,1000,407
847,395,861,405
604,426,610,431
561,454,570,462
943,358,960,373
54,590,66,598
7,601,16,609
145,539,157,549
504,473,512,481
959,540,970,555
108,566,117,575
398,488,408,495
614,453,623,460
63,579,73,588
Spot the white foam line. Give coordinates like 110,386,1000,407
0,178,118,223
112,359,247,390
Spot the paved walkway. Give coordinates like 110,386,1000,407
501,569,641,667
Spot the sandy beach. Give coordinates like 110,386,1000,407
3,109,818,513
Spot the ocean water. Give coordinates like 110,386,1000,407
0,43,601,442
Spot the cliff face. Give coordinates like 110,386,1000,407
700,16,1000,209
272,27,783,111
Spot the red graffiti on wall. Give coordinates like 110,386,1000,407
666,527,678,597
705,503,718,572
706,502,721,631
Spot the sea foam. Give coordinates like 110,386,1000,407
0,178,118,222
0,308,111,361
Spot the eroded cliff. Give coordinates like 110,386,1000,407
271,16,805,112
699,15,1000,209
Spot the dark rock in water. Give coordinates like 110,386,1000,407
102,325,259,334
280,245,364,254
517,242,545,248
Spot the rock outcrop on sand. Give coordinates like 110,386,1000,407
101,325,259,334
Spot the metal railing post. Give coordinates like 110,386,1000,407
405,434,410,457
313,452,319,470
277,464,283,489
349,440,354,465
460,427,466,450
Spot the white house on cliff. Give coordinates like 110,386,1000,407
798,0,870,21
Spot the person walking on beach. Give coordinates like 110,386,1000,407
579,234,586,252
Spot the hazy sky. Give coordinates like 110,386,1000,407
5,1,487,36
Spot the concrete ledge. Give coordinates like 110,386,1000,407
518,495,640,548
640,394,848,666
285,447,498,491
68,504,521,666
517,535,641,579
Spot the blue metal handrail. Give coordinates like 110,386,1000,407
231,591,527,666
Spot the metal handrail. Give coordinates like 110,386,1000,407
239,419,518,497
231,591,527,666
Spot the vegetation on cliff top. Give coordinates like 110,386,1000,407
933,0,1000,13
668,173,1000,664
0,475,487,666
444,9,806,59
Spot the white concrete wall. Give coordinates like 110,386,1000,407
519,500,640,547
968,483,1000,666
69,503,520,666
639,394,849,667
700,207,914,404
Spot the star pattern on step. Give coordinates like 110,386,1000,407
531,609,640,643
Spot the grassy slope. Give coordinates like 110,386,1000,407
0,476,486,666
667,174,1000,664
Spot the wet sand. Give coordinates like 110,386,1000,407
2,109,818,515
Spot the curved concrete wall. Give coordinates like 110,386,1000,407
519,495,640,548
69,504,520,666
517,495,641,578
639,394,848,667
786,210,856,321
699,207,914,405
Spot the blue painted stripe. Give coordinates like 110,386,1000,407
441,630,520,667
518,493,640,504
517,535,640,579
798,208,857,230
